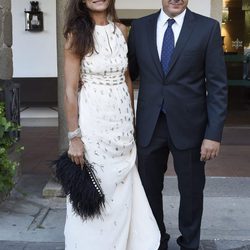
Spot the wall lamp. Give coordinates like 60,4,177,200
24,1,44,32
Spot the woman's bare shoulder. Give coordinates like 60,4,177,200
64,33,74,50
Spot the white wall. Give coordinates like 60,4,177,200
116,0,211,17
116,0,161,9
12,0,57,77
189,0,211,17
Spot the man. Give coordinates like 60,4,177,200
128,0,228,250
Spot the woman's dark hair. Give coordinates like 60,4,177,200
64,0,119,58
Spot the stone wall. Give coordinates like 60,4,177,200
0,0,12,80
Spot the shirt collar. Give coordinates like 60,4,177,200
158,8,186,27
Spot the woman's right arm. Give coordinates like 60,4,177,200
64,37,84,167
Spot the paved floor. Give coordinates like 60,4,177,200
0,240,249,250
18,126,250,177
19,127,59,175
0,126,249,250
0,174,250,250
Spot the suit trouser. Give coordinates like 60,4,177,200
137,112,206,250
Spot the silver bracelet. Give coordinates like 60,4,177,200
68,128,82,140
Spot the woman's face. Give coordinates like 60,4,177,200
85,0,110,13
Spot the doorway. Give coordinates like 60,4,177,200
222,0,250,126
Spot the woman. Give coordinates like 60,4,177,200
63,0,160,249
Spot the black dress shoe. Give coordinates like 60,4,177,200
158,245,168,250
158,240,168,250
158,233,170,250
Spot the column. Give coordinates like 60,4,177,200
56,0,67,152
0,0,12,80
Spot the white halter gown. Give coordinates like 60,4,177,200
64,22,161,250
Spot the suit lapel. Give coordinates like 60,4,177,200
166,9,195,77
147,11,164,79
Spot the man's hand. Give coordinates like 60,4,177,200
200,139,220,161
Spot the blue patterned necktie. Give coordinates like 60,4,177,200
161,19,175,74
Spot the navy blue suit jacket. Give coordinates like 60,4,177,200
128,9,228,150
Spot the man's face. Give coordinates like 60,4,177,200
162,0,188,18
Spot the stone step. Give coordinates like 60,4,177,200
20,107,58,127
42,178,64,198
43,176,250,199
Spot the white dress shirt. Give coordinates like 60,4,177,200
157,8,186,59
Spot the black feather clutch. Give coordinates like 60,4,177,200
54,152,105,219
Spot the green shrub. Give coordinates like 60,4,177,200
0,102,21,194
